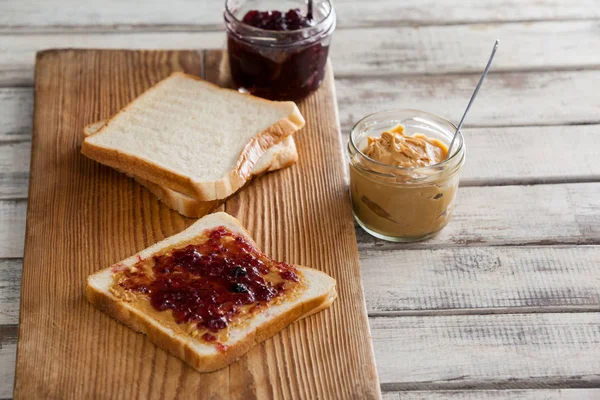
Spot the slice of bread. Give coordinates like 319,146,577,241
86,212,336,372
83,121,298,218
81,72,305,201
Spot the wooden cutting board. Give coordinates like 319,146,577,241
14,49,380,399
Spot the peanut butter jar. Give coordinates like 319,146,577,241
347,110,465,242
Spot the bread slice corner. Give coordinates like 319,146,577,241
86,212,336,372
81,73,305,201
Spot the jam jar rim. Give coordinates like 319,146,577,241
224,0,336,47
348,108,466,177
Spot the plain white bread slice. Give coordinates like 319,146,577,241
83,121,298,176
85,212,336,372
83,121,298,218
81,72,305,201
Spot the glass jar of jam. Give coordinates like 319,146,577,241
224,0,336,101
347,110,466,242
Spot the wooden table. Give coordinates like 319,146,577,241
2,1,600,398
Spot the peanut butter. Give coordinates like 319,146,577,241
363,125,448,168
349,123,462,241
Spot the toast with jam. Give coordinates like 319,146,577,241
86,212,336,372
81,72,305,201
83,121,298,218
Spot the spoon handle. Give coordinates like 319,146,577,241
448,40,499,156
307,0,313,20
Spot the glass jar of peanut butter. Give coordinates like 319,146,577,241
348,109,465,242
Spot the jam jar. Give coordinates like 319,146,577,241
348,110,466,242
224,0,336,100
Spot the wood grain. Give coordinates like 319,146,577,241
382,389,600,399
13,49,380,399
373,313,600,390
0,0,598,32
0,325,17,399
336,70,600,130
3,21,600,86
2,0,600,397
0,201,26,258
334,0,600,26
0,89,32,140
363,246,600,315
330,21,600,77
0,260,21,325
0,141,30,199
459,125,600,186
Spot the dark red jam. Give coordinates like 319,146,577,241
242,9,313,31
117,227,300,340
227,8,332,101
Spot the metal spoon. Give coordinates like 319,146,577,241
447,40,499,157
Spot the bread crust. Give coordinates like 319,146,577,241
83,120,298,218
81,72,305,201
133,176,221,217
85,212,336,373
85,276,334,373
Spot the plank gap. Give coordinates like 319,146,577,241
381,390,600,400
380,377,600,392
460,176,600,188
0,197,28,203
0,325,17,344
336,65,600,81
359,239,600,251
369,307,600,318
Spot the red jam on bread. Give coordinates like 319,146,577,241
111,227,303,349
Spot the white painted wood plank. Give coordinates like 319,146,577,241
0,141,30,200
3,183,600,258
372,313,600,389
0,260,21,326
0,0,224,31
1,0,598,31
0,32,223,86
336,70,600,130
334,0,600,26
2,21,600,86
363,246,600,314
0,201,26,258
357,183,600,249
382,389,600,399
0,326,16,399
330,21,600,77
460,125,600,186
0,89,32,141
